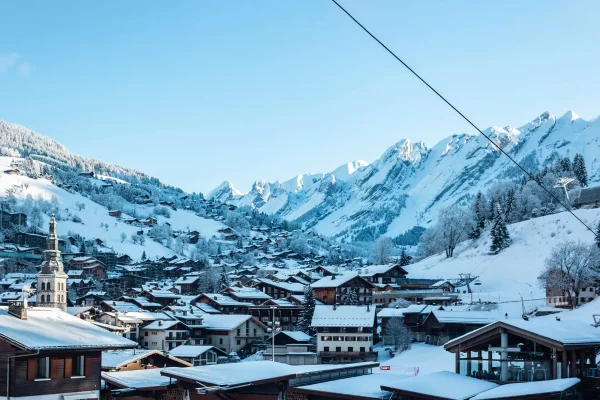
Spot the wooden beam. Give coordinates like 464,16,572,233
571,350,577,378
552,349,557,379
561,350,568,379
478,350,483,372
580,350,587,378
487,351,492,372
455,351,460,374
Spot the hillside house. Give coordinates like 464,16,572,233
3,168,21,175
0,210,27,229
311,304,377,364
312,272,375,305
249,299,301,331
253,278,305,299
140,320,191,351
192,293,251,314
573,186,600,208
359,264,408,284
141,289,181,307
69,256,106,279
201,314,268,354
419,310,499,345
108,210,122,218
224,286,272,305
174,275,201,294
0,303,135,400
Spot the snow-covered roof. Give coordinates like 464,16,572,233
228,287,272,299
102,368,174,389
311,305,376,328
0,307,136,350
276,330,312,342
174,276,200,284
168,345,225,358
380,371,498,400
255,278,305,292
311,272,360,288
470,378,580,399
359,264,407,277
199,293,252,306
201,314,254,331
142,320,188,331
293,372,403,399
446,318,600,349
102,349,157,369
377,308,407,318
161,360,378,386
430,310,500,325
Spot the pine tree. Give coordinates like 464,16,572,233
216,267,230,291
595,221,600,249
573,153,589,187
467,226,481,240
504,188,516,222
490,203,510,253
296,285,316,334
79,242,86,255
399,248,412,266
472,192,486,229
346,288,358,305
559,157,572,173
141,251,147,260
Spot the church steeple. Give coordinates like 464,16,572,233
37,215,67,311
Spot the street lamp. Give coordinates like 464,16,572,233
269,306,279,362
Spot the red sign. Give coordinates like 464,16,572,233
380,366,391,370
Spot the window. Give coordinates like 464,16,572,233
237,329,241,336
37,357,50,379
324,346,329,352
345,336,356,341
348,346,353,352
360,347,366,352
253,328,257,335
145,342,148,347
321,336,332,341
72,355,85,377
236,340,241,345
336,347,341,352
219,338,223,344
145,331,149,336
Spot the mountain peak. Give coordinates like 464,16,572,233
558,110,581,122
207,181,243,202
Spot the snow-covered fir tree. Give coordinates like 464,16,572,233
490,203,510,253
573,153,588,187
595,221,600,248
216,267,230,292
346,288,358,305
399,248,412,266
141,251,147,260
296,285,316,333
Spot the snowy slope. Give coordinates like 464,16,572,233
0,157,225,259
405,207,600,307
211,111,600,242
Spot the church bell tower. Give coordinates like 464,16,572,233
37,214,68,311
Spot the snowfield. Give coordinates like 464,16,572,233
406,207,600,310
0,157,226,259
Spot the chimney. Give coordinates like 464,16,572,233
367,303,370,312
8,300,27,320
331,275,335,280
333,303,337,311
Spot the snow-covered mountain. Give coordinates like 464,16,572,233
210,111,600,242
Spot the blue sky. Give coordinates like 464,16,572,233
1,1,599,194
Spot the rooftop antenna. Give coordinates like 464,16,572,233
553,177,576,202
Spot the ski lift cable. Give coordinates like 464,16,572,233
329,0,596,235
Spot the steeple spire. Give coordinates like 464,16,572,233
37,215,67,311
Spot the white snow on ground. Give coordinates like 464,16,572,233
406,208,600,308
0,157,225,259
376,343,455,376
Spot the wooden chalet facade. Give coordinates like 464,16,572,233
311,273,375,306
0,303,135,400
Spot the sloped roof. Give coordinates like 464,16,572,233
168,345,227,358
311,305,376,328
470,378,580,400
0,307,136,350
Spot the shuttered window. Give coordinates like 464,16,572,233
50,358,59,379
64,357,73,378
73,355,85,376
85,356,92,377
27,358,37,381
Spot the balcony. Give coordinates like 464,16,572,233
319,351,378,361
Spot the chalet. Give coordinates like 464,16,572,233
397,278,443,290
224,286,272,305
76,291,108,306
168,345,227,366
249,298,301,331
430,280,456,292
419,310,499,345
218,227,234,235
102,368,177,399
201,313,268,354
69,256,107,279
253,278,305,299
573,186,600,208
311,304,377,364
373,289,458,307
79,171,94,177
14,231,66,252
192,293,251,314
0,303,135,400
272,330,313,346
377,307,406,336
140,319,191,351
263,341,318,366
0,210,27,229
174,275,201,294
108,210,122,218
124,218,140,225
3,168,21,175
312,272,375,305
444,318,600,395
141,289,181,307
159,201,174,207
359,264,408,284
288,371,400,400
101,349,191,371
